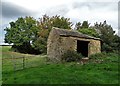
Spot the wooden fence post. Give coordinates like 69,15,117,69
11,55,17,83
23,57,25,69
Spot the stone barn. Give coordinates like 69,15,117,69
47,27,101,62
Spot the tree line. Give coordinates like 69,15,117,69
4,15,120,54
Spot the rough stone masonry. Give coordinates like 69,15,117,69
47,27,101,62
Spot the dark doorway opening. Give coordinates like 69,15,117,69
77,40,89,57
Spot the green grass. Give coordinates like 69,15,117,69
2,46,119,84
2,46,11,52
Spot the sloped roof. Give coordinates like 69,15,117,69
52,27,100,40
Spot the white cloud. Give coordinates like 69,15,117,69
1,0,119,44
3,0,119,11
2,0,118,26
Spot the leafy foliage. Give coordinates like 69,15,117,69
4,15,119,54
52,15,73,29
78,28,99,37
75,21,99,37
89,52,107,59
4,16,39,54
75,21,90,30
93,21,120,52
75,20,120,53
61,50,83,62
4,15,73,54
36,15,73,53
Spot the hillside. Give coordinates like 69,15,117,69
2,46,119,84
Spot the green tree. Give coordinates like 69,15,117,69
35,15,73,53
5,15,72,54
81,21,90,28
93,21,119,52
78,28,99,37
4,16,39,54
52,15,72,29
75,21,90,30
76,21,98,37
75,22,81,30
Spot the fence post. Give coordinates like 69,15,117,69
11,55,17,83
23,56,25,69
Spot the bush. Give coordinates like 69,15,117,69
61,50,83,62
78,28,99,37
89,52,107,59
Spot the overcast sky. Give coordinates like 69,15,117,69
0,0,119,44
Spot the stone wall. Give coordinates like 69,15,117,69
47,29,60,62
47,34,76,62
89,39,101,56
73,37,101,56
47,29,101,62
58,37,76,59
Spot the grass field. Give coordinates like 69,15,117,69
1,46,119,84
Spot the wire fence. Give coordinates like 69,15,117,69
2,55,47,84
2,55,47,71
